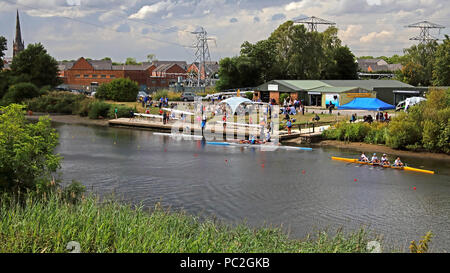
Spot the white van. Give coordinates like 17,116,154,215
396,97,427,112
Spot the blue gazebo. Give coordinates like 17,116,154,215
338,98,395,111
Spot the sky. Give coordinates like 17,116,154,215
0,0,448,63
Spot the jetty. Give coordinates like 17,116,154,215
108,117,323,142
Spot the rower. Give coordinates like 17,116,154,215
393,157,404,167
359,152,369,162
371,153,379,164
250,135,256,144
380,154,390,166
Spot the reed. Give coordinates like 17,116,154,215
0,193,376,253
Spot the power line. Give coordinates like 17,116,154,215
293,16,336,32
405,21,446,43
188,27,216,87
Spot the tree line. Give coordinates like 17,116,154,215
397,35,450,86
216,21,359,90
0,40,61,105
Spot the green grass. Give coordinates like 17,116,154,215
0,193,376,253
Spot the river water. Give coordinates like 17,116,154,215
55,123,450,252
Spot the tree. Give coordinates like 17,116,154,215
147,54,157,62
125,57,138,65
0,36,7,70
216,21,359,90
2,82,40,105
0,104,61,193
216,57,241,90
432,35,450,86
95,78,139,102
398,42,438,86
399,62,425,86
327,46,358,80
10,43,61,88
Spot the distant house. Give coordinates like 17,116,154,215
357,58,402,72
149,63,187,89
187,61,220,80
61,58,188,91
151,60,188,71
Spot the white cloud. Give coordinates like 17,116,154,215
285,1,303,11
360,30,393,43
1,0,448,60
129,1,174,19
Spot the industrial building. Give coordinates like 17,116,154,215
255,79,420,106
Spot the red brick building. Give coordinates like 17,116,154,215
60,57,188,92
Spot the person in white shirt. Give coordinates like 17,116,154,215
371,153,379,164
393,157,404,167
380,154,390,166
359,152,369,162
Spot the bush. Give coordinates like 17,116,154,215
167,91,181,101
95,83,112,100
364,122,388,144
0,104,61,193
245,91,253,100
323,122,387,144
25,91,87,114
88,101,111,119
74,98,92,117
95,78,139,102
108,105,135,119
153,90,169,101
2,82,40,105
385,115,421,149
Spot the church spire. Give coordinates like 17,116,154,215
13,10,25,58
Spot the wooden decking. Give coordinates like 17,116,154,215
108,117,325,142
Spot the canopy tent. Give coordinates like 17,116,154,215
219,97,253,114
338,98,395,111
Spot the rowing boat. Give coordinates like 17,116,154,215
331,156,434,174
207,141,312,151
153,132,204,140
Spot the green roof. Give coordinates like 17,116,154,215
256,79,414,92
308,86,366,93
274,80,330,91
320,80,413,90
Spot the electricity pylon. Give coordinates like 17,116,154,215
406,21,445,43
293,16,336,32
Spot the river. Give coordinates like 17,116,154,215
55,123,450,252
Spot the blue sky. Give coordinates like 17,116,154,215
0,0,448,62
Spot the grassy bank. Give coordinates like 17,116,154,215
0,193,375,253
321,88,450,154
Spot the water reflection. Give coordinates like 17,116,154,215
55,124,450,252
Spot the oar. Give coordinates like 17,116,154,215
403,166,435,175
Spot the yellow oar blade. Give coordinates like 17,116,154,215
331,157,357,163
404,166,434,175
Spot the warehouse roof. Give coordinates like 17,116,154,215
274,80,330,91
320,80,413,90
256,79,413,92
308,86,365,93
